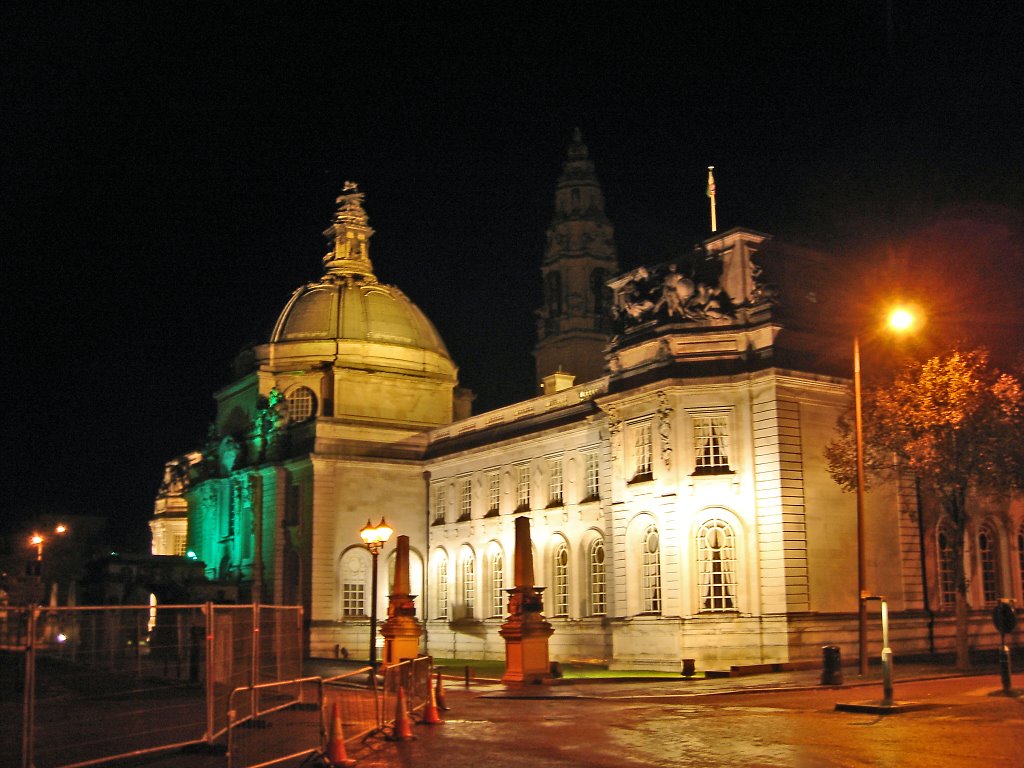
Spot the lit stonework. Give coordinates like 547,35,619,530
154,150,1024,670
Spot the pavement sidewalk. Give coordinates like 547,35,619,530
114,659,1013,768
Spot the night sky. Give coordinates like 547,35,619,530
3,3,1023,549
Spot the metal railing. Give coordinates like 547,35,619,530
225,657,436,768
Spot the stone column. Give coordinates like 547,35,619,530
499,516,554,683
380,535,422,666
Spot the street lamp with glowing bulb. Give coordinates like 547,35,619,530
359,517,393,670
855,306,920,675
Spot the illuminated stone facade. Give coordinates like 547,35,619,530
152,138,1024,669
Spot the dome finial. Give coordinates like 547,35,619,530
322,182,377,283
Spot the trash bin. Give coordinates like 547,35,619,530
821,645,843,685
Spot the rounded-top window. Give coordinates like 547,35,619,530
286,386,317,423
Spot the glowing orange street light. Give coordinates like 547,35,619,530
855,306,920,676
359,517,394,670
29,523,69,561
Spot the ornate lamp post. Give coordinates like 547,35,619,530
359,517,393,670
855,307,917,676
28,524,68,577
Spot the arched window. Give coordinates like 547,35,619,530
488,544,504,618
978,524,999,606
641,524,661,614
436,554,449,620
697,518,736,611
339,550,367,618
286,386,317,422
461,548,476,617
553,540,569,617
588,537,606,616
937,524,956,609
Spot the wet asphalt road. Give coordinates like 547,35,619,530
344,675,1024,768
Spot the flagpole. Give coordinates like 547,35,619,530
707,166,717,233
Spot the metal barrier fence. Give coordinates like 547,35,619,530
3,603,302,768
227,676,325,768
225,658,435,768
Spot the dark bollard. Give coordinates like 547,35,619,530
1000,644,1013,694
821,645,843,686
681,658,696,677
464,665,472,689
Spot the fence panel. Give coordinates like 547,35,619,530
323,666,379,744
380,656,432,731
30,605,209,768
8,603,303,768
227,676,323,768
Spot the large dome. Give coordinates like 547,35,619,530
255,183,456,384
271,280,450,358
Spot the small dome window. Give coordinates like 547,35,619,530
286,387,317,423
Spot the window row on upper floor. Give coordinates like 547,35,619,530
430,449,602,524
624,410,735,485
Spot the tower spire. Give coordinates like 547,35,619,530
533,129,620,387
322,181,377,283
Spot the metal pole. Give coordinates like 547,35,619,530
853,335,868,677
880,600,893,704
22,606,37,768
205,602,216,744
369,548,379,671
999,636,1012,694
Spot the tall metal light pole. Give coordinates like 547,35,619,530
853,335,869,676
855,306,917,676
360,517,393,671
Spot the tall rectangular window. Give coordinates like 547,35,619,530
641,524,661,613
487,472,500,514
632,422,653,481
437,558,448,619
697,519,737,611
462,554,475,614
1018,528,1024,602
516,464,531,510
979,526,998,605
937,527,956,609
173,534,187,557
589,539,606,615
490,550,504,617
693,414,731,473
432,484,447,525
458,477,472,521
342,582,365,617
548,458,563,506
553,542,569,616
584,451,600,501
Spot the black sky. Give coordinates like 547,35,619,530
3,3,1023,548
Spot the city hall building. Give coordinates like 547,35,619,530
151,133,1024,669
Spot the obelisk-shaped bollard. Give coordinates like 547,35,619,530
381,535,423,667
500,516,554,683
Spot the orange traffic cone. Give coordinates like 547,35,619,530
420,679,444,725
326,700,355,767
388,686,415,741
435,671,450,711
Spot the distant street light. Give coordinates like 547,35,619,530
29,523,68,562
855,307,919,676
359,517,393,670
